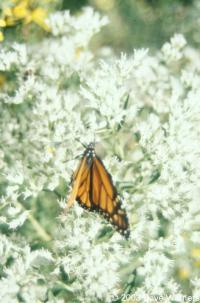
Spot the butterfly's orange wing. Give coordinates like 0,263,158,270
91,157,130,238
66,145,130,238
65,155,88,211
76,160,92,209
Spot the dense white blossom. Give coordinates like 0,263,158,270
0,5,200,303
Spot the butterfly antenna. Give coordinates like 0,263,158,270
75,138,87,149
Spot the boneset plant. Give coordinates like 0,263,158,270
0,4,200,303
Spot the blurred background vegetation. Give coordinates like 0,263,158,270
0,0,199,246
0,0,199,53
69,0,199,52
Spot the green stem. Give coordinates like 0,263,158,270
16,201,52,242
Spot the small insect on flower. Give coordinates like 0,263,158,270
65,143,130,238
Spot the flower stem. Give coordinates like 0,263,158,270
16,201,52,242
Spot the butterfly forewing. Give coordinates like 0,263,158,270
76,156,91,209
66,156,87,210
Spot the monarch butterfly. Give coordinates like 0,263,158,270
66,143,130,238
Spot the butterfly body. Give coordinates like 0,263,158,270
84,143,95,167
66,143,130,239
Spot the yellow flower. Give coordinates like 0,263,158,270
25,7,50,31
1,1,50,31
3,7,13,18
191,247,200,258
12,1,29,19
75,47,84,59
194,260,200,267
0,19,6,27
178,267,190,280
0,31,4,42
191,247,200,267
47,146,55,154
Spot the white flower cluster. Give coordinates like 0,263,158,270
48,7,109,45
0,235,54,303
54,205,129,303
0,5,200,303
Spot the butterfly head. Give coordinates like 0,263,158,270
86,142,95,155
85,142,95,166
87,142,95,150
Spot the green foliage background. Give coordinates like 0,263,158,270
63,0,198,51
